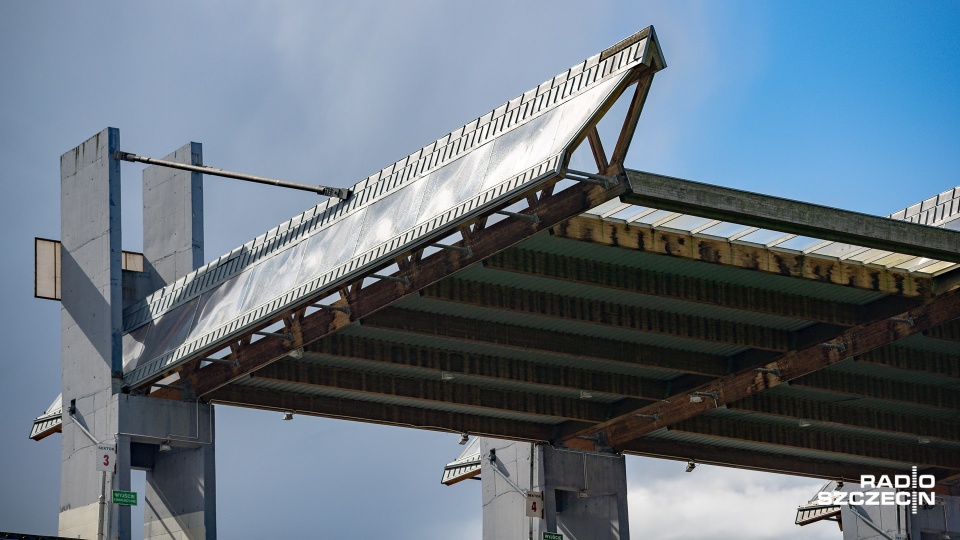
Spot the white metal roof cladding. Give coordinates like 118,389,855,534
121,29,663,389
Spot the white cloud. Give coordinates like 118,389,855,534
628,461,839,540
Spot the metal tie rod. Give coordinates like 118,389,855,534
116,151,352,200
565,168,619,189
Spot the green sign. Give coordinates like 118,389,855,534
543,533,563,540
112,490,138,506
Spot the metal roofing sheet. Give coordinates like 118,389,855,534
765,385,960,422
339,324,683,381
121,30,660,389
391,294,750,356
643,427,913,471
454,264,816,331
515,233,890,305
233,376,566,425
296,352,624,404
707,407,960,450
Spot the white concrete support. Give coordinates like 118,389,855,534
481,439,629,540
59,127,130,539
838,484,960,540
58,132,215,539
138,143,216,540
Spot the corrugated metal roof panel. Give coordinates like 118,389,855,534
232,376,565,425
766,386,960,422
339,324,684,381
515,234,891,305
454,265,816,331
706,407,960,450
644,428,912,471
392,294,749,356
296,353,624,404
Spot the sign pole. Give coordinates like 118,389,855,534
97,470,106,540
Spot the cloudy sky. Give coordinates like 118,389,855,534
1,2,957,539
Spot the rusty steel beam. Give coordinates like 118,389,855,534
484,248,863,326
421,278,796,351
561,288,960,449
553,215,935,298
208,385,557,441
306,333,683,400
360,307,729,377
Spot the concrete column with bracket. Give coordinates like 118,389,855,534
481,439,630,540
58,127,131,538
138,142,217,540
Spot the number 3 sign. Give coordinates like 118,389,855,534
96,444,116,472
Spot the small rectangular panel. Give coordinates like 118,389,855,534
35,238,60,300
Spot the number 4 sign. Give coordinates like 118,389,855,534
525,490,544,518
96,444,116,472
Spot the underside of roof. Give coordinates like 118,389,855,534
32,26,960,494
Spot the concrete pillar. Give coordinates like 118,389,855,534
58,132,215,539
481,439,630,540
58,127,130,538
139,143,216,540
838,483,960,540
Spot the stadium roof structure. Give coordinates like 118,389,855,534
33,26,960,490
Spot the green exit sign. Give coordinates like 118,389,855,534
543,533,563,540
112,490,138,506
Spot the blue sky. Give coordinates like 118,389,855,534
1,2,957,539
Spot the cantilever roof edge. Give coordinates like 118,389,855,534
120,26,664,388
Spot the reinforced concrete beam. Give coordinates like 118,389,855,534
552,217,934,298
562,287,960,449
623,170,960,263
421,278,795,351
253,360,614,422
484,248,862,326
208,385,557,441
306,334,678,400
360,308,729,377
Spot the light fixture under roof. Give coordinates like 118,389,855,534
799,419,812,428
282,411,294,421
441,371,455,381
459,433,469,445
689,391,718,403
159,440,172,452
579,390,593,400
685,461,696,473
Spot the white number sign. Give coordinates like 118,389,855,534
96,444,116,472
525,490,544,518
